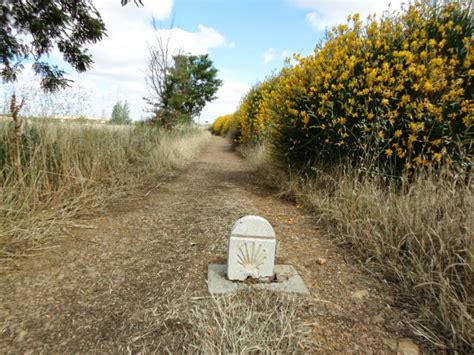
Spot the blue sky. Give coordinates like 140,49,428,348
172,0,321,83
1,0,401,122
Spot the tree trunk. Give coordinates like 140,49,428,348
10,94,25,180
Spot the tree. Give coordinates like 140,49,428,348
1,1,141,91
111,101,131,124
146,51,222,127
167,54,222,122
144,27,178,128
0,1,107,92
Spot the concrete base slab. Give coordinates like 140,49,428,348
208,264,309,295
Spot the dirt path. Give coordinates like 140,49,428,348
1,136,418,353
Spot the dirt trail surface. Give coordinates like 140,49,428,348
1,136,418,353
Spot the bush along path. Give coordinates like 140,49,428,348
0,136,421,353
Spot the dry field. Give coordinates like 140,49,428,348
1,137,422,353
1,121,209,259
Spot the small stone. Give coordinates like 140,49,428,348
397,338,419,355
351,289,369,300
316,257,327,265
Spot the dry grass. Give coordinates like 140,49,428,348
1,137,325,353
241,144,473,353
0,120,210,259
150,290,317,353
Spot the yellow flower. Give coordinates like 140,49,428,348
301,111,310,126
424,80,433,92
338,24,348,32
400,95,411,105
385,148,393,157
408,134,417,143
394,130,403,138
409,122,424,132
397,148,406,158
414,156,427,166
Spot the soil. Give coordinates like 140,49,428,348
0,136,420,353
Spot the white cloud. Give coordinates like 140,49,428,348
263,48,275,64
199,79,250,124
78,0,232,119
1,0,240,122
288,0,403,30
28,0,233,120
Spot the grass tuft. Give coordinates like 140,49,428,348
173,291,317,353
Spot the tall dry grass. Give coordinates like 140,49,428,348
242,144,473,352
0,120,210,259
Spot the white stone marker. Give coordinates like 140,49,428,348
227,215,276,281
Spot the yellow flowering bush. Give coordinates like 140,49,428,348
210,114,238,137
237,85,265,143
223,1,473,350
210,114,229,135
237,76,279,144
238,0,473,176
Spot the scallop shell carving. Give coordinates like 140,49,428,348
237,242,266,276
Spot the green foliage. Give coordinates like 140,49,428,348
111,101,131,124
168,54,222,121
0,1,107,92
152,54,222,127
